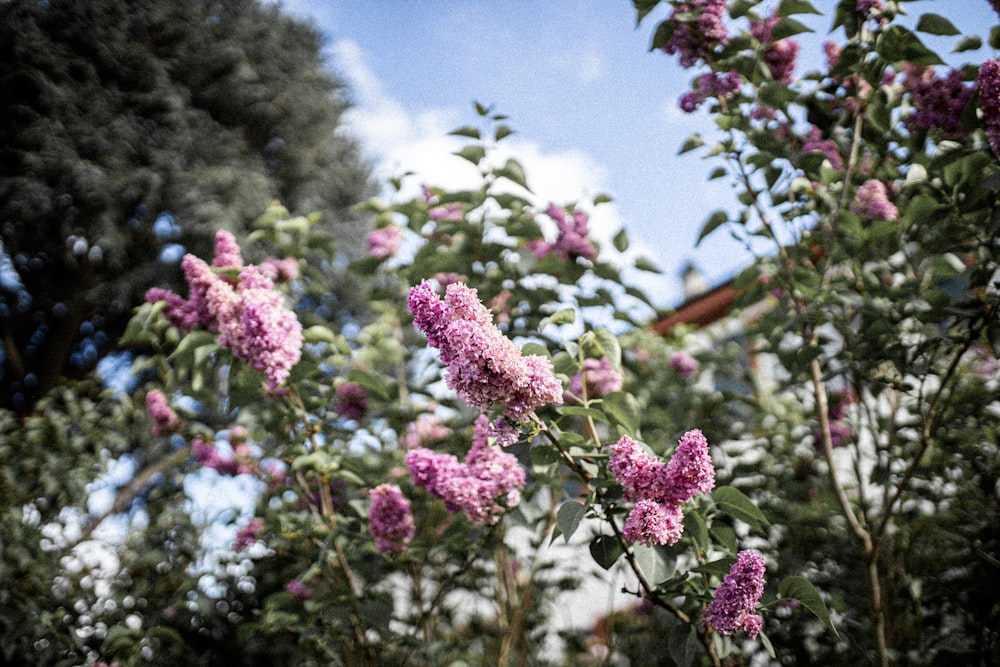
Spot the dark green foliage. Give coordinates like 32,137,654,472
0,0,374,412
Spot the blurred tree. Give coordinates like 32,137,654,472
0,0,374,412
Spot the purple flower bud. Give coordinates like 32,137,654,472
704,550,767,638
368,483,415,554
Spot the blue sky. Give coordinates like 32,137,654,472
277,1,996,308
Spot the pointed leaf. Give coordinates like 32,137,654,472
633,543,676,585
915,13,960,36
494,124,514,141
953,35,982,53
449,126,481,139
668,624,699,667
601,391,641,434
612,228,629,252
779,576,839,637
557,501,587,543
777,0,820,16
679,133,705,154
495,158,530,191
455,145,486,165
697,209,729,245
540,307,576,329
634,256,662,273
713,486,771,535
771,17,814,41
593,328,622,371
589,534,624,570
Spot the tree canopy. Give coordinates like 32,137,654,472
0,0,374,412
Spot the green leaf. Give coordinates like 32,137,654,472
449,126,481,139
709,522,739,553
556,406,610,423
668,624,699,667
601,391,641,434
557,501,587,543
589,534,624,570
593,193,613,204
540,307,576,329
952,35,982,53
612,228,629,252
759,630,777,659
679,133,705,154
992,25,1000,50
687,509,710,552
494,124,514,141
770,17,814,41
634,256,662,273
697,209,729,245
593,328,622,371
713,486,771,535
495,158,530,191
779,576,839,637
455,145,486,165
915,13,960,36
346,368,392,402
690,556,737,577
877,25,945,66
633,543,676,584
777,0,820,16
633,0,662,26
302,325,338,345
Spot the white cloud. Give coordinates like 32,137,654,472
331,38,664,307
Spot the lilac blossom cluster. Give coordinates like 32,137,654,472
750,14,800,85
566,357,623,401
145,230,303,390
902,64,975,141
802,127,844,170
368,483,416,554
366,225,402,259
407,281,563,429
406,415,526,525
334,382,369,421
146,389,182,435
978,60,1000,156
670,351,700,378
527,204,597,262
679,71,742,113
704,550,766,638
233,517,265,551
661,0,729,68
852,179,899,221
191,436,254,476
814,390,852,449
400,413,452,450
609,431,715,546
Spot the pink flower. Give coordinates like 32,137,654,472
217,268,303,390
567,357,624,400
852,179,899,221
259,257,300,283
977,60,1000,156
212,230,244,270
750,14,799,84
903,64,975,141
803,127,844,170
285,580,312,600
663,429,716,504
679,71,742,113
609,435,672,504
670,351,700,378
191,437,252,476
234,517,264,551
661,0,729,68
623,499,684,547
144,236,303,389
334,382,369,421
610,432,715,546
405,415,525,525
146,389,182,435
366,225,402,259
528,204,597,262
428,202,464,221
368,484,415,554
407,282,563,424
400,413,452,450
704,550,767,638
